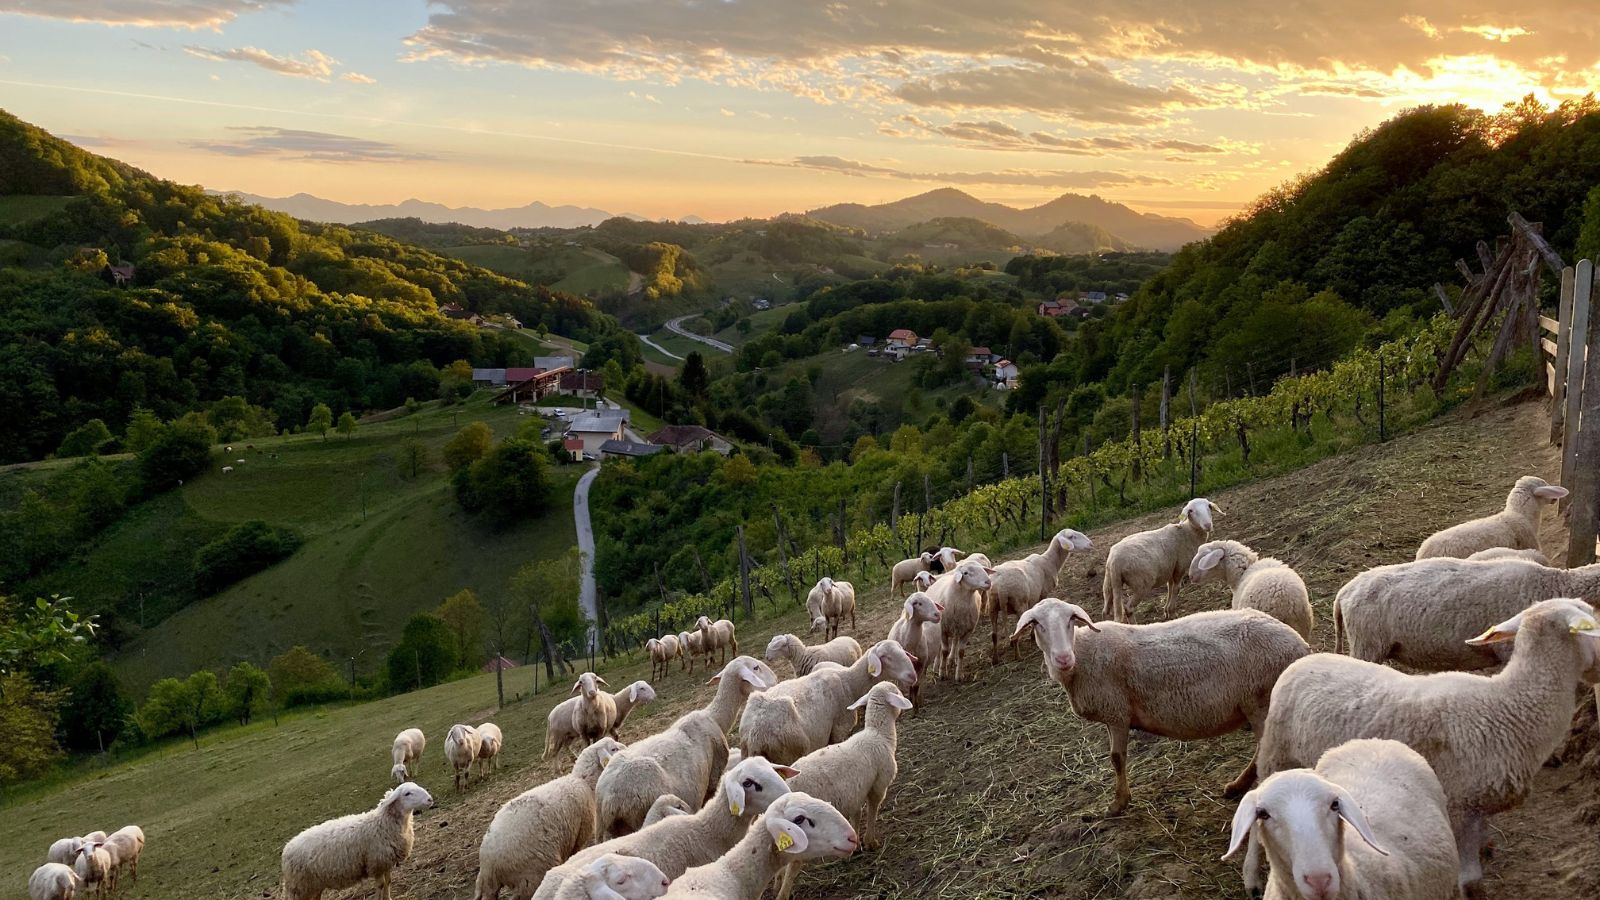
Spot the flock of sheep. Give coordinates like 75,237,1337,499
31,827,144,900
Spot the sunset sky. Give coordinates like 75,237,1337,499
2,1,1597,226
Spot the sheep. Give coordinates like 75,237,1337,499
1012,598,1309,816
1255,597,1600,897
820,581,857,640
553,855,672,900
763,633,863,677
1466,546,1552,565
926,560,994,682
477,722,504,775
46,837,83,866
595,656,778,837
739,639,917,766
1189,540,1314,641
890,552,935,596
1331,557,1600,670
1224,739,1459,900
106,825,144,886
281,782,435,900
659,792,858,898
538,755,799,899
1102,497,1219,623
642,794,693,827
221,466,234,474
572,672,618,747
924,546,963,574
475,738,625,900
910,570,936,593
28,863,79,900
546,681,658,759
1415,475,1568,560
987,529,1093,661
885,591,941,706
446,724,482,791
608,680,658,736
677,631,705,674
391,727,426,783
695,616,739,666
648,636,680,682
71,842,110,900
774,682,913,900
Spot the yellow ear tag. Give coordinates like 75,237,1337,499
729,798,741,816
775,832,794,851
600,753,611,768
1571,619,1597,634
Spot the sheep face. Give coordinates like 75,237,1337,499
817,577,834,592
936,547,962,568
954,561,994,591
1179,498,1220,532
1053,529,1093,552
584,853,672,900
1223,770,1386,900
764,634,795,662
386,782,435,815
1516,475,1569,504
696,615,714,630
763,792,860,861
903,592,941,625
865,639,919,689
1467,597,1600,684
847,682,914,715
390,763,409,784
1188,542,1229,584
627,681,656,704
708,656,779,692
912,571,936,590
722,755,800,817
587,737,626,770
1012,598,1099,682
574,672,605,699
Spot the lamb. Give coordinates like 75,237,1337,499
739,639,917,766
45,837,83,866
1102,497,1219,623
926,560,994,682
775,682,914,900
572,672,619,747
537,755,799,898
1415,475,1568,560
678,631,705,673
71,842,110,900
648,635,681,682
1467,546,1552,565
1331,557,1600,670
105,825,145,886
446,724,483,791
476,722,504,775
475,738,625,900
551,855,672,900
595,656,777,837
1224,739,1459,900
1254,597,1600,897
987,529,1093,661
763,633,863,677
1012,598,1309,816
28,863,79,900
1188,540,1313,641
695,616,739,666
642,794,693,827
391,727,426,783
889,552,935,597
885,591,941,705
281,782,435,900
659,792,858,899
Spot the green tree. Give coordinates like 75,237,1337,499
1579,183,1600,263
307,403,333,441
225,662,272,726
59,661,130,754
509,547,586,682
679,351,710,398
137,414,216,490
267,646,343,706
336,411,357,439
137,676,196,742
123,407,164,454
207,396,276,442
193,521,301,594
398,440,428,479
1,594,96,680
453,438,552,524
56,419,113,457
443,421,493,472
0,674,61,785
386,613,458,692
436,589,484,669
440,359,475,402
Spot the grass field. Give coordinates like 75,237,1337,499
711,303,793,347
436,244,632,297
766,347,996,442
550,247,631,295
0,194,76,225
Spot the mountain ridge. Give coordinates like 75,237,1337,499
215,191,648,230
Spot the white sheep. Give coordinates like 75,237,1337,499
927,546,963,573
571,672,618,747
677,631,704,674
648,635,680,682
221,466,234,474
1466,546,1552,565
804,578,857,639
45,837,83,866
987,529,1093,661
28,864,79,900
886,591,941,705
740,639,917,766
927,560,993,682
71,842,110,899
538,755,799,898
889,552,935,596
642,794,692,827
595,656,777,837
105,825,144,887
1189,540,1313,641
1102,497,1218,623
1332,557,1600,670
774,682,913,900
476,722,504,775
1415,475,1568,560
695,616,739,666
910,570,936,593
554,855,672,900
1255,597,1600,896
1013,598,1309,816
391,727,426,783
1224,739,1459,900
446,723,483,791
660,792,859,898
763,633,863,677
546,681,658,759
281,782,434,900
475,738,625,900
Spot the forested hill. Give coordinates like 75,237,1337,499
0,111,641,463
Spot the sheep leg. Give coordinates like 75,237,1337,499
1106,723,1132,816
774,862,800,900
1163,576,1179,619
990,605,1004,662
1457,811,1487,899
863,779,888,849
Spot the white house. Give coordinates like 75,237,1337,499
993,358,1019,389
567,410,630,457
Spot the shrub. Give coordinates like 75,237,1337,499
58,661,129,753
443,421,493,471
56,419,114,457
453,437,552,525
386,613,458,692
193,521,301,594
224,661,272,725
137,414,216,491
268,645,345,707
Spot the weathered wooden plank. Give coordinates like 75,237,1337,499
1542,337,1559,358
1561,260,1592,511
1553,267,1575,444
1567,259,1599,566
1539,315,1560,334
1457,259,1478,283
1509,212,1568,278
1433,284,1456,315
1548,361,1558,395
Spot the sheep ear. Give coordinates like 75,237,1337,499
738,665,767,688
571,681,583,694
1222,791,1259,860
1333,786,1387,856
1195,548,1225,573
773,764,801,780
768,817,809,854
629,684,640,703
1565,610,1599,636
594,675,609,687
1466,611,1524,645
585,858,613,877
1207,500,1222,516
983,566,996,575
1534,485,1569,500
1011,608,1040,640
865,649,883,677
847,693,870,710
724,770,747,816
706,673,723,685
1071,612,1100,632
886,692,914,710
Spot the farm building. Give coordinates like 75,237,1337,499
647,424,733,455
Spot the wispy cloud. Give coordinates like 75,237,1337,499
888,115,1226,157
748,155,1171,188
189,126,434,163
185,45,336,80
340,71,376,84
0,0,293,29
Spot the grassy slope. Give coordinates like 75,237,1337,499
435,244,631,297
8,398,1594,899
0,194,76,225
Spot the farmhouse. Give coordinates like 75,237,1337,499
1038,297,1077,318
471,368,507,387
491,364,573,404
562,437,585,462
600,439,663,459
559,370,605,398
647,424,733,455
886,328,918,350
567,410,629,457
993,358,1019,389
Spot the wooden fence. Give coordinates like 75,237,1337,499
1538,257,1600,566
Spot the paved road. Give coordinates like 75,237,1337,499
574,464,601,651
665,315,734,353
637,331,685,361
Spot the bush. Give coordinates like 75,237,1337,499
193,521,301,594
224,661,272,725
386,613,458,692
268,646,346,707
138,414,216,491
0,674,61,784
453,438,552,525
443,421,494,471
56,419,114,457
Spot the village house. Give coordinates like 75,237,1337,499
491,364,572,405
993,358,1019,390
1080,290,1109,304
559,370,605,398
600,439,663,460
562,437,585,462
566,410,630,457
471,368,507,387
965,346,993,371
647,424,734,455
1038,297,1078,318
886,328,918,350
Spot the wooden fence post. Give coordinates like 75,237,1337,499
1160,366,1172,460
1130,384,1143,481
737,525,753,619
1566,260,1598,566
1551,266,1575,444
1562,260,1593,503
1188,369,1200,496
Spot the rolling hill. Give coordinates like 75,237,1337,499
217,191,634,229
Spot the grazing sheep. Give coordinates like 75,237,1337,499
1102,497,1219,623
1225,739,1459,900
595,656,777,837
106,825,144,886
775,683,913,900
221,466,234,474
446,724,483,791
1013,598,1309,816
29,863,79,900
1466,546,1552,565
72,842,110,900
886,592,941,705
391,727,426,783
642,794,693,827
608,680,658,737
1255,597,1600,897
1189,540,1314,641
927,560,994,682
805,578,857,640
1332,557,1600,669
987,529,1093,661
572,672,619,747
538,755,799,898
281,782,435,900
763,634,864,678
552,855,672,900
1415,475,1568,560
695,617,739,666
476,722,504,775
475,738,625,900
46,838,83,866
890,552,935,597
660,792,859,898
740,639,916,767
677,631,705,674
648,636,680,682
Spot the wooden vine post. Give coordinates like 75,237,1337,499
1567,260,1599,567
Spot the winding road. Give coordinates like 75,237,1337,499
665,315,734,353
573,464,600,651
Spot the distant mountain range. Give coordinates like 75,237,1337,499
806,188,1210,251
216,191,646,230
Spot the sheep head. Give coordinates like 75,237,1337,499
763,792,860,860
863,639,918,689
382,782,435,817
583,853,671,900
1012,598,1098,683
1222,768,1385,900
1468,597,1600,684
1053,529,1093,552
1178,498,1220,532
723,754,799,818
